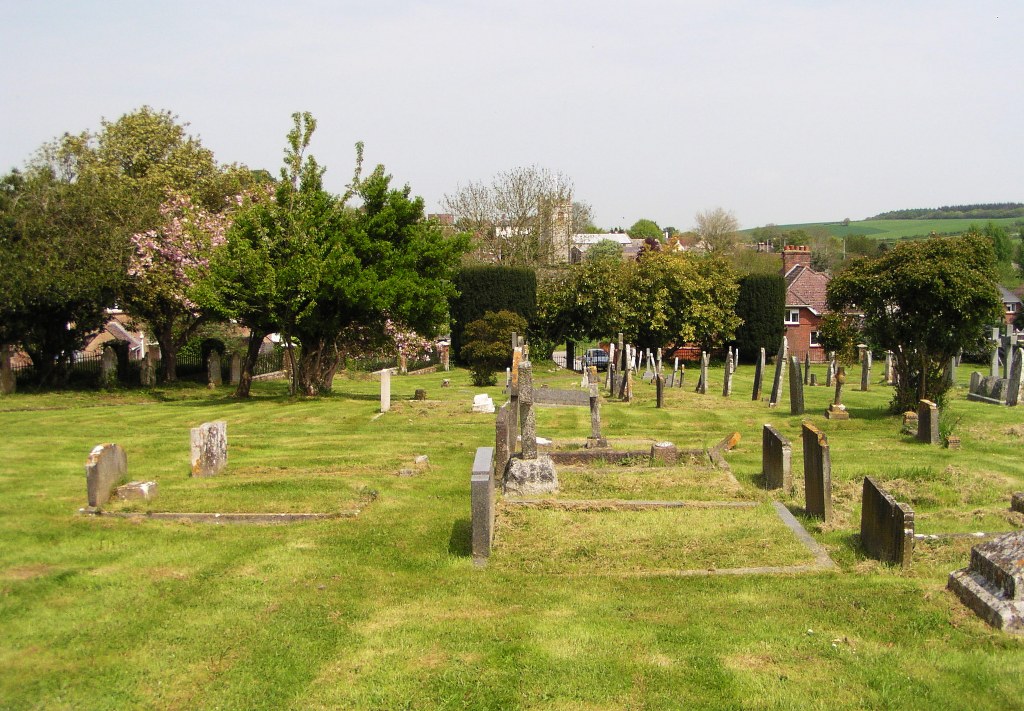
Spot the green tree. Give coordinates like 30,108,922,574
628,218,662,242
585,238,624,262
827,233,1003,412
732,274,785,362
461,310,528,386
977,221,1012,264
694,207,740,255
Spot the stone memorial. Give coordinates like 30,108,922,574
656,374,665,408
859,346,870,391
519,361,538,459
825,352,835,388
696,351,709,395
769,338,787,408
207,350,222,387
99,346,118,388
762,425,792,491
587,383,607,448
472,393,495,413
860,477,914,567
788,355,804,415
824,367,849,420
623,368,634,403
471,446,495,561
229,353,242,386
1007,348,1024,407
884,350,894,385
414,388,427,400
650,441,678,465
190,420,228,477
85,443,128,508
722,351,733,397
140,345,158,387
379,368,391,413
803,352,811,385
495,404,512,478
504,361,559,495
802,422,832,522
1011,492,1024,514
115,480,158,502
752,347,765,401
947,531,1024,634
917,399,940,445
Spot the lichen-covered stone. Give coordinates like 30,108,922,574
115,480,158,501
190,420,227,477
948,531,1024,634
503,455,558,496
85,443,127,508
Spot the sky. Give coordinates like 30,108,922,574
1,1,1021,230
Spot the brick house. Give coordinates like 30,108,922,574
997,285,1022,326
782,245,830,363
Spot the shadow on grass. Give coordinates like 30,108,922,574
448,518,472,558
844,406,897,422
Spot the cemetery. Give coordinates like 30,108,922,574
1,343,1022,708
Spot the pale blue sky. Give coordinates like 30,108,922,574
2,1,1020,229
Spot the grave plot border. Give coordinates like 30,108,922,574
78,510,361,524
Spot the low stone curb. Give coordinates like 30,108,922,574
78,510,359,524
503,499,757,510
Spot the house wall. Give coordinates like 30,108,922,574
784,307,827,363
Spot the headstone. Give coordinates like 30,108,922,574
190,420,228,477
587,383,607,448
414,388,427,401
511,347,523,390
99,346,118,388
84,443,128,508
519,361,537,458
884,350,894,385
442,378,451,388
860,347,870,391
140,345,158,387
617,333,625,371
752,347,765,401
788,355,804,415
722,351,733,397
825,367,849,419
441,344,450,371
115,480,158,502
207,351,222,387
656,374,665,408
472,394,495,413
379,368,391,413
802,422,832,522
809,374,817,387
860,477,915,567
1011,492,1024,514
803,353,811,385
825,352,835,388
1003,325,1017,380
471,446,495,560
762,425,792,491
991,340,1000,378
769,338,787,408
1007,348,1024,407
944,356,957,388
651,441,678,465
495,404,511,478
677,364,685,388
947,531,1024,633
503,454,558,496
696,351,709,395
917,399,940,445
229,353,242,386
623,368,634,402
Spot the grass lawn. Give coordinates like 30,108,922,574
0,362,1022,709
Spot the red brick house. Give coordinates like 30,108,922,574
782,245,830,363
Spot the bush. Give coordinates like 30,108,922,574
461,310,528,386
732,274,785,362
451,266,536,362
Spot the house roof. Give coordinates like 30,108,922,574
785,264,830,315
997,284,1022,306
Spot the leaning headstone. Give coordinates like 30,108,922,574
379,368,391,413
722,351,734,397
769,339,787,408
190,420,228,477
207,351,222,387
762,424,792,491
917,399,940,445
84,443,128,508
860,477,914,567
824,367,849,419
802,422,832,522
471,446,495,561
788,355,805,415
99,346,118,388
656,374,665,408
752,347,765,401
229,353,242,386
947,530,1024,633
803,353,811,385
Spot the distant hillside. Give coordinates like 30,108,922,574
870,203,1024,220
742,217,1024,243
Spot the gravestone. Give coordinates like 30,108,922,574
441,344,450,371
769,338,787,408
1011,492,1024,514
722,351,733,397
656,374,665,408
917,399,940,445
696,351,709,395
414,389,427,401
617,333,625,371
471,446,495,561
379,368,391,413
495,403,512,479
0,346,14,395
1007,348,1024,407
84,443,128,508
587,383,607,447
802,422,832,522
207,351,222,387
825,366,849,420
519,361,537,458
947,531,1024,633
651,441,678,465
115,480,158,502
140,345,158,387
623,368,634,403
788,355,804,415
803,353,811,385
968,372,1010,405
752,347,765,401
190,420,228,477
677,364,685,388
762,424,792,491
860,477,914,567
884,350,894,386
229,353,242,386
809,374,817,387
99,346,118,388
472,394,495,413
859,347,870,391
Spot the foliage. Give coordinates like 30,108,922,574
461,310,527,386
450,265,536,361
817,311,860,365
585,238,624,262
694,207,740,255
871,202,1024,220
732,274,785,362
827,233,1003,412
628,218,662,241
974,221,1012,264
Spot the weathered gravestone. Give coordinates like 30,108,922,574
967,373,1009,405
85,443,128,508
504,360,558,496
471,446,495,561
802,422,832,522
762,425,792,491
656,374,665,408
1012,492,1024,515
472,394,495,413
115,480,158,502
769,339,787,408
651,441,678,466
587,383,607,448
696,351,709,395
884,350,894,385
752,347,765,401
99,346,118,388
0,346,14,395
379,368,391,413
825,352,835,388
860,477,914,567
947,531,1024,634
788,355,804,415
229,353,242,386
917,399,940,445
1007,348,1024,407
494,403,512,479
859,346,870,391
803,353,811,386
824,366,849,420
190,420,228,477
140,345,159,387
414,388,427,401
207,351,222,387
722,351,734,397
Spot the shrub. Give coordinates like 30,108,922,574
451,266,536,362
461,310,528,386
732,273,785,362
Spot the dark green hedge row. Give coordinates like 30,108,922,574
732,273,785,363
450,266,536,362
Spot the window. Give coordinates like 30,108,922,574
1008,303,1019,313
784,309,800,325
810,331,822,347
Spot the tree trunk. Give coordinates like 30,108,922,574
234,331,267,398
157,325,177,383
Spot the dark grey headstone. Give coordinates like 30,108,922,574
471,447,495,560
207,351,222,387
788,355,804,415
85,443,128,508
762,425,792,491
656,374,665,408
769,339,787,407
860,477,914,567
917,400,940,445
229,353,242,386
802,422,832,521
495,404,511,480
752,347,765,401
100,347,118,388
533,387,589,406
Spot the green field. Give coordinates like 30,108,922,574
745,217,1023,242
1,364,1022,709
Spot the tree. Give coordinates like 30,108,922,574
443,166,575,265
461,310,528,386
585,238,624,262
628,218,662,241
694,207,740,255
732,274,785,362
571,201,600,234
827,233,1003,412
977,221,1012,264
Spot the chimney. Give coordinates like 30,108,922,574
782,245,811,275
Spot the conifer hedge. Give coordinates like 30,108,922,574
450,266,536,361
732,273,785,362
